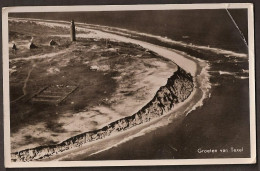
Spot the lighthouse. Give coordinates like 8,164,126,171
70,20,76,41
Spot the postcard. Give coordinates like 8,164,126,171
2,3,256,167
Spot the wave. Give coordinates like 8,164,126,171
184,56,211,116
219,71,236,75
242,69,249,73
235,76,249,80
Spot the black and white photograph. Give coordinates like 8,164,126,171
2,3,256,167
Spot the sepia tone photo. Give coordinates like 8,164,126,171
2,4,256,167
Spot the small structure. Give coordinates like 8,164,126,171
28,37,37,49
28,42,38,49
49,39,58,46
12,43,17,50
70,20,76,41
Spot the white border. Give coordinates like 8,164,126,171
2,3,256,168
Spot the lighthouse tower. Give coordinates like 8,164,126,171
70,20,76,41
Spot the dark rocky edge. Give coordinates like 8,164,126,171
11,66,193,162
